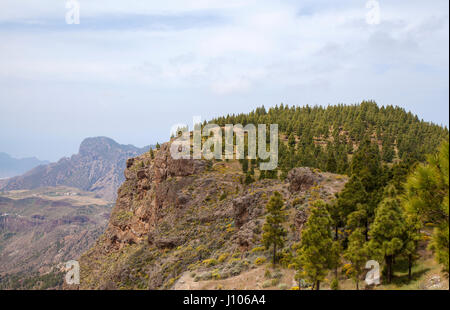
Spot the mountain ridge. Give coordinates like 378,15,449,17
0,152,49,179
0,137,153,201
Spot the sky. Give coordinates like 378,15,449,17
0,0,448,161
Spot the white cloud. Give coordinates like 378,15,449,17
211,78,251,95
0,0,448,159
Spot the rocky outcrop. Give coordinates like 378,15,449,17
232,192,266,249
0,137,151,201
232,193,265,228
105,142,207,249
287,167,321,193
148,231,185,249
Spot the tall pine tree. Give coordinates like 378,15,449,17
262,192,287,265
369,186,406,283
297,200,334,290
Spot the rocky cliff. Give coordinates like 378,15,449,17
79,142,347,290
0,137,150,201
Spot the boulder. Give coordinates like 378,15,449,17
287,167,321,193
232,193,264,249
126,158,134,168
151,143,206,182
175,193,190,208
148,231,184,249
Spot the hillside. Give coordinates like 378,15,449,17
79,143,347,289
0,187,112,289
0,152,49,179
211,101,448,176
0,137,151,201
78,102,449,290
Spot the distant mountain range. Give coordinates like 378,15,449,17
0,153,49,179
0,137,152,201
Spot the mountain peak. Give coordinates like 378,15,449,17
79,137,120,156
1,137,151,201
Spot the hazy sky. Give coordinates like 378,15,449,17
0,0,448,161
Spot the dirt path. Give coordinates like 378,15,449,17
174,266,296,290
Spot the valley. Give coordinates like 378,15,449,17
0,186,112,289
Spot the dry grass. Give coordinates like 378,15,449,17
2,186,110,206
173,265,296,290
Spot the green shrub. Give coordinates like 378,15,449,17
250,246,265,253
219,192,228,201
262,280,272,288
202,258,218,267
254,257,267,266
211,270,221,280
218,253,230,263
331,278,339,290
272,271,283,279
232,253,241,259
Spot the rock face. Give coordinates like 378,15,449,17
287,167,321,193
104,143,207,249
78,144,347,290
0,137,150,201
232,193,266,249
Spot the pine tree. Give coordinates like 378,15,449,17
149,147,154,159
369,186,406,283
347,203,370,241
349,139,385,237
241,159,249,174
327,201,341,240
404,141,449,271
297,200,334,290
329,241,342,285
326,149,337,173
265,168,278,179
337,153,350,175
244,172,254,185
262,192,287,265
336,176,368,231
351,138,383,193
382,140,395,163
391,161,411,192
402,213,422,280
344,228,370,289
259,170,266,180
288,133,296,148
